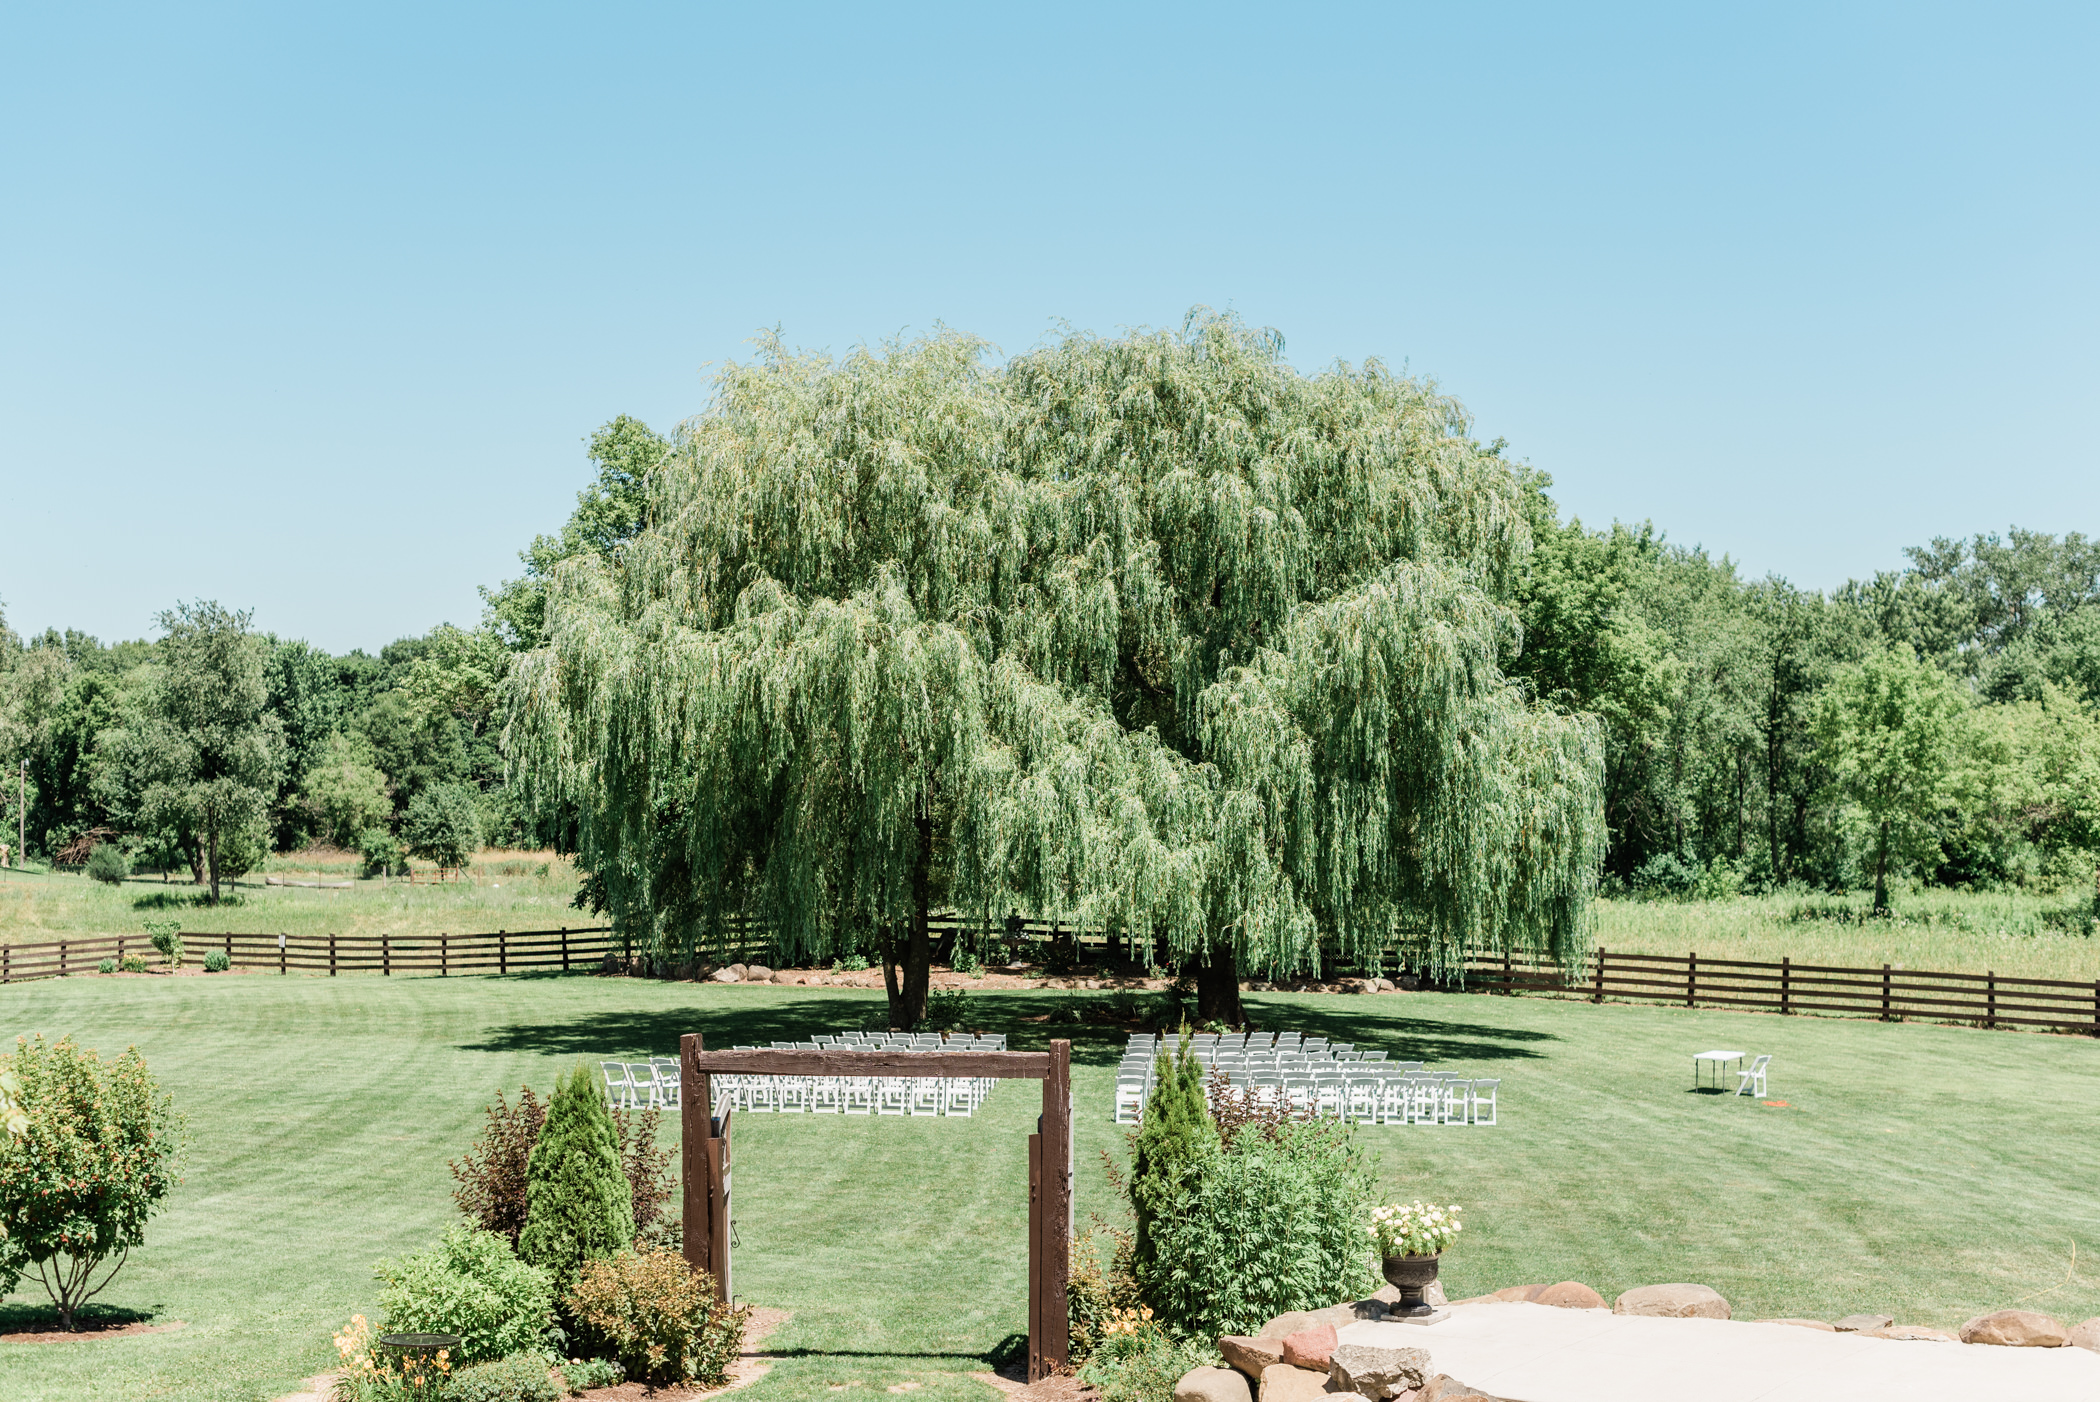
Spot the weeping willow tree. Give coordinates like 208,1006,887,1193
511,311,1604,1027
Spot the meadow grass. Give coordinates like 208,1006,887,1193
0,850,587,948
2,973,2097,1401
1595,889,2100,982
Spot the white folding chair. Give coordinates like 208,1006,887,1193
1439,1078,1473,1125
945,1077,976,1116
809,1076,844,1114
910,1076,945,1115
1114,1074,1147,1124
1735,1055,1770,1097
1345,1075,1380,1124
842,1076,874,1114
875,1077,909,1115
650,1058,682,1108
600,1061,636,1109
1377,1074,1410,1125
1469,1077,1499,1125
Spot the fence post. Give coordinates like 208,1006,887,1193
499,930,508,975
1987,971,1996,1031
441,932,449,976
2,943,8,983
2091,979,2098,1038
224,933,232,965
1593,948,1604,1003
1687,952,1697,1009
60,938,68,977
280,933,286,977
1882,964,1891,1021
562,926,570,972
1781,956,1791,1016
329,934,337,977
382,934,391,977
1502,949,1512,994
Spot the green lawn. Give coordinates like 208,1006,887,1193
2,973,2097,1402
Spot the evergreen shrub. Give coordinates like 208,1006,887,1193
375,1226,555,1365
565,1245,748,1387
1129,1033,1216,1292
203,949,231,973
86,844,129,884
518,1066,633,1290
442,1353,560,1402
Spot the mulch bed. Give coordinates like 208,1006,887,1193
0,1319,185,1346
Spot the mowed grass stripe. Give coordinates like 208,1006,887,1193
1,976,2096,1402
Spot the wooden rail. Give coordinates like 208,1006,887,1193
1457,947,2100,1037
0,926,615,983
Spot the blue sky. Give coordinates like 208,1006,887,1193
3,3,2095,654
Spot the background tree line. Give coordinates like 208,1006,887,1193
0,417,664,897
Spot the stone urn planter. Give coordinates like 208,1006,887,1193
1382,1253,1441,1317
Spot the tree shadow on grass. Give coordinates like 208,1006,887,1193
463,987,1556,1067
0,1301,159,1333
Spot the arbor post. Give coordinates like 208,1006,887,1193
1037,1039,1071,1377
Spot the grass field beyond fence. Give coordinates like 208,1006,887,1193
1,974,2096,1402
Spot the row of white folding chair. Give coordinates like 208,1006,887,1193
711,1071,987,1117
599,1059,682,1110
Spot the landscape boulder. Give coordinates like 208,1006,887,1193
1328,1342,1431,1399
2070,1318,2100,1353
1279,1322,1338,1370
1959,1310,2069,1347
772,970,797,984
1218,1336,1285,1378
1612,1284,1730,1319
1175,1366,1253,1402
744,964,773,982
1257,1311,1321,1341
1532,1281,1607,1310
1417,1377,1501,1401
1364,1282,1444,1311
1761,1319,1836,1331
1256,1363,1332,1402
1832,1314,1894,1333
710,964,744,983
1865,1325,1959,1342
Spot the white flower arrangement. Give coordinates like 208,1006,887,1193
1369,1200,1463,1258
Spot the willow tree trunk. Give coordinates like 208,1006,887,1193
882,810,936,1029
1872,821,1891,913
207,823,221,906
1192,939,1243,1026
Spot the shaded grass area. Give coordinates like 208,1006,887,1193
0,850,587,948
0,975,2096,1401
1593,889,2100,982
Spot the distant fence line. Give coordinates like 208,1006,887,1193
1460,947,2100,1037
0,926,616,983
5,924,2095,1039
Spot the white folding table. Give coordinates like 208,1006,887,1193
1692,1049,1745,1091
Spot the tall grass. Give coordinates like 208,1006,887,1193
1594,888,2100,982
0,849,587,946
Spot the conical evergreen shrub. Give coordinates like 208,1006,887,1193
518,1064,634,1289
1130,1028,1217,1291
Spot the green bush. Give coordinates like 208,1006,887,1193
120,954,149,974
442,1353,559,1402
556,1357,622,1393
518,1066,633,1291
404,783,483,868
96,958,116,975
361,827,407,878
1130,1032,1217,1293
922,987,970,1032
203,949,231,973
375,1226,556,1365
1142,1117,1375,1339
86,843,130,885
565,1245,747,1387
145,919,183,970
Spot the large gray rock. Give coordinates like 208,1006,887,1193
1256,1364,1331,1402
1832,1314,1893,1333
1175,1366,1252,1402
1613,1283,1730,1319
2070,1317,2100,1352
771,970,797,984
1257,1311,1321,1341
1532,1281,1607,1310
1328,1342,1431,1399
1959,1310,2069,1347
745,964,773,982
710,964,744,983
1219,1335,1283,1378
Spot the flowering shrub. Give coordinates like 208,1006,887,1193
565,1245,747,1387
444,1353,561,1402
1067,1227,1143,1362
1076,1304,1216,1402
331,1314,454,1401
556,1357,623,1392
1369,1201,1463,1258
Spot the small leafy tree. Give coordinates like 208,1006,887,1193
0,1036,185,1329
144,919,183,970
518,1065,633,1290
85,843,129,885
358,827,405,878
403,782,482,869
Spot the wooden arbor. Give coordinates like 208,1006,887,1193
679,1035,1074,1381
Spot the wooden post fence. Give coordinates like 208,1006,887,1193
680,1037,1073,1382
1780,956,1791,1015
